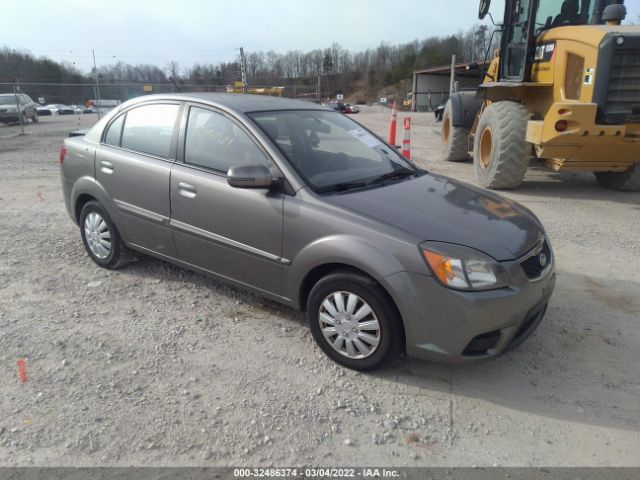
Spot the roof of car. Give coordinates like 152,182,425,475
129,93,328,114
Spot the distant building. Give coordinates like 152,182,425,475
411,60,491,112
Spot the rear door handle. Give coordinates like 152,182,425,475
178,182,197,198
100,160,114,174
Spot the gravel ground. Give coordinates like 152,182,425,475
0,111,639,467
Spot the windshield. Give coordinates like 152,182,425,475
535,0,619,29
249,110,418,193
0,96,18,105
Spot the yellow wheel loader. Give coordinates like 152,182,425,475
441,0,640,191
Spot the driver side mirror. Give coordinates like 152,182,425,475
227,165,273,189
479,0,491,19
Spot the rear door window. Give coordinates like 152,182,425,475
104,115,125,147
120,104,179,158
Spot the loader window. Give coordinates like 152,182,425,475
502,0,532,79
535,0,602,30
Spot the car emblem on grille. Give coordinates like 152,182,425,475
538,253,548,268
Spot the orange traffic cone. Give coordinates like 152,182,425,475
388,101,398,145
401,117,411,160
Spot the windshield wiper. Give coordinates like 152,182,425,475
367,169,417,185
316,181,369,194
316,169,421,194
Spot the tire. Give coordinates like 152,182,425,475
32,111,39,123
473,101,530,189
594,164,640,191
21,113,28,125
441,100,470,162
306,270,402,371
79,201,132,269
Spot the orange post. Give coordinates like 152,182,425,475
401,117,411,160
388,101,397,145
17,359,27,383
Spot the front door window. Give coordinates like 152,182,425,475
502,0,532,80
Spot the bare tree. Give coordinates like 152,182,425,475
166,61,180,80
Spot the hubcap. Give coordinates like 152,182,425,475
84,212,112,259
479,127,493,169
318,291,381,359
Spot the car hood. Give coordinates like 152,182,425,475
324,173,543,261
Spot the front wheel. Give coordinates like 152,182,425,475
594,164,640,191
79,201,132,269
307,271,402,371
473,102,530,189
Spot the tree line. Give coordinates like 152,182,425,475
1,24,494,102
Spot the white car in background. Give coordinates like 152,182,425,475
39,104,60,116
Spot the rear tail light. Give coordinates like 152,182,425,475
555,120,568,132
59,144,67,164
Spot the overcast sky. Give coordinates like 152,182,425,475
3,0,639,74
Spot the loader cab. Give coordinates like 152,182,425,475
480,0,626,82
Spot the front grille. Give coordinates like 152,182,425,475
520,239,551,280
604,47,640,123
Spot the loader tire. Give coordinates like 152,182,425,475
473,101,530,189
594,164,640,192
441,101,470,162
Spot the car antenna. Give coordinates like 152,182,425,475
169,76,181,93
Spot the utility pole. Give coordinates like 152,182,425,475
449,54,457,99
239,47,247,94
92,49,102,119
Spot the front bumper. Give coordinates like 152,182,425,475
525,102,640,172
0,113,22,122
386,258,556,364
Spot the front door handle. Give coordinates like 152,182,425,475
100,160,114,174
178,182,197,198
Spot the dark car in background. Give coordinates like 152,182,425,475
56,104,76,115
60,93,555,370
0,93,39,124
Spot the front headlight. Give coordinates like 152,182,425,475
420,241,509,291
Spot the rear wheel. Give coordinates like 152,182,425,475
307,271,402,371
594,164,640,191
441,100,470,162
79,201,132,269
473,101,530,189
